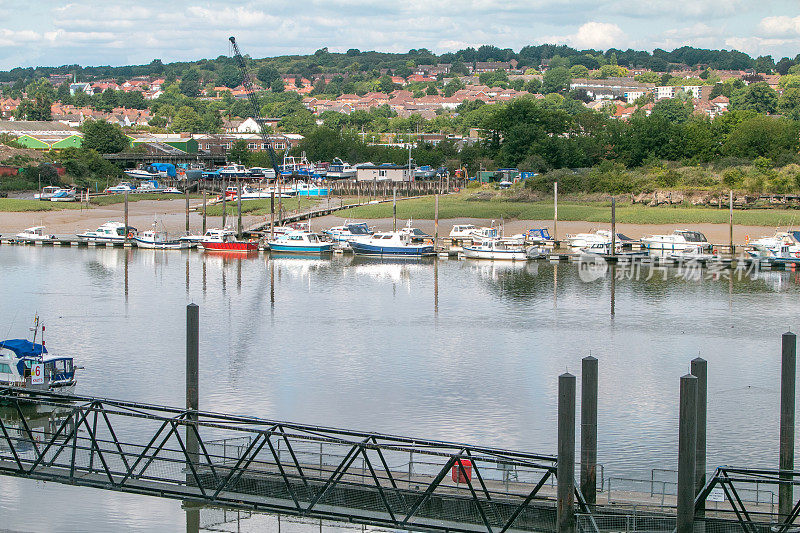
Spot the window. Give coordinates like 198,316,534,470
261,144,267,150
379,170,387,177
247,143,256,149
274,143,286,150
0,363,10,373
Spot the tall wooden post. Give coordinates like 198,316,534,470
434,194,439,251
581,357,598,507
393,187,397,232
270,190,275,240
202,190,207,235
729,190,734,254
185,182,190,234
185,303,199,533
553,181,558,245
237,181,242,239
780,332,796,518
678,374,698,533
221,177,227,229
124,191,129,243
557,373,576,533
611,197,616,256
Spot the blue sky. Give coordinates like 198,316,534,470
0,1,798,69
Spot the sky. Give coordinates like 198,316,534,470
0,1,798,70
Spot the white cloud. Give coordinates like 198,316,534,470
543,22,627,50
758,15,800,36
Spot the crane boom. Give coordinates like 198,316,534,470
228,36,282,180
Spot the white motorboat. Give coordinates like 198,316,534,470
566,230,612,249
463,238,541,260
323,221,373,245
125,169,160,180
349,229,435,257
641,230,711,251
105,182,136,194
218,164,248,179
746,231,800,256
15,226,55,241
326,158,356,179
77,221,136,243
161,187,182,194
449,224,479,239
133,229,195,249
34,185,63,200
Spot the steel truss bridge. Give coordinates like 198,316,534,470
0,389,594,533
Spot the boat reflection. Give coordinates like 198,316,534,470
0,403,74,456
347,256,434,283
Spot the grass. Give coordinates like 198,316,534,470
0,198,84,212
90,193,203,206
338,195,800,227
204,197,318,217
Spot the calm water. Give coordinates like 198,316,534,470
0,245,797,532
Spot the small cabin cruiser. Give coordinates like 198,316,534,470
323,222,373,245
105,182,136,194
350,229,435,257
267,231,333,254
77,222,136,243
200,229,258,252
0,319,78,395
161,187,182,194
567,230,612,249
463,238,542,261
34,186,63,201
218,164,248,178
641,230,711,251
134,229,194,249
746,231,800,256
15,226,55,242
525,228,552,243
449,224,479,239
50,188,76,202
326,158,357,179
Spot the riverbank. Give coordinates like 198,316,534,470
0,196,795,244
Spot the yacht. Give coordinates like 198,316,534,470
525,228,552,243
641,230,711,251
350,229,435,257
414,165,437,179
326,158,356,179
267,231,333,254
125,168,160,180
77,222,136,243
50,188,76,202
462,238,542,261
566,230,612,249
218,164,248,179
746,231,800,256
199,229,258,252
323,222,373,245
15,226,55,242
291,181,329,197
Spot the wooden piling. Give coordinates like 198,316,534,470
202,190,207,235
780,332,796,518
553,181,558,244
611,197,616,257
221,177,227,229
124,191,129,243
557,373,576,533
580,357,598,508
691,358,708,519
678,374,697,533
237,181,242,239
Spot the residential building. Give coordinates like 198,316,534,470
355,164,414,182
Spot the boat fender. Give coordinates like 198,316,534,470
127,231,134,239
713,247,718,255
454,187,460,192
745,235,749,245
795,252,800,259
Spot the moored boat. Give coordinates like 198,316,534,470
641,230,711,251
34,186,63,201
50,188,76,202
133,229,195,249
350,229,435,257
463,238,542,260
323,221,373,245
199,229,258,252
267,231,333,254
566,229,612,249
105,182,137,194
77,221,136,243
15,226,55,242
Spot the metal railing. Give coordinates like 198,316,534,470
0,388,588,533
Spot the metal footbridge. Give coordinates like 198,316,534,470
0,389,587,533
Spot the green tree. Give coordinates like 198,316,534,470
730,82,778,114
271,78,285,92
650,97,693,123
376,75,396,93
443,77,464,97
723,115,800,159
569,65,589,78
778,87,800,120
541,66,571,94
216,65,241,88
171,106,203,132
80,120,130,154
257,65,280,86
179,69,201,97
228,139,249,163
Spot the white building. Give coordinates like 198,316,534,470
355,165,414,182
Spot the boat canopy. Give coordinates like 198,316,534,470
616,233,634,242
148,163,176,177
0,339,47,358
791,231,800,243
527,228,552,240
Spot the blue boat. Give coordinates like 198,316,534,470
350,229,435,257
267,231,333,254
0,336,78,394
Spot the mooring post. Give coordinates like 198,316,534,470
237,181,243,239
393,187,397,232
691,358,707,519
581,357,598,508
185,181,190,234
124,191,129,243
611,197,616,257
780,332,796,518
558,372,576,533
202,190,207,235
185,303,200,533
729,191,734,254
553,181,558,246
678,374,698,533
434,194,439,251
221,177,227,229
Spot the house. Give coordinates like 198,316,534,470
222,117,281,133
471,60,519,73
69,83,93,96
355,164,414,182
570,78,653,101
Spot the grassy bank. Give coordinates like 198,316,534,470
339,195,800,227
0,198,83,212
90,193,203,206
204,197,318,217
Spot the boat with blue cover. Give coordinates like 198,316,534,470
267,231,333,254
0,322,78,395
323,221,373,246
